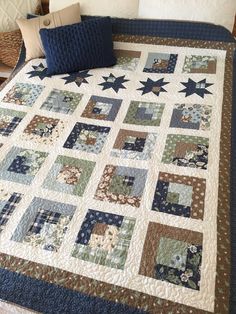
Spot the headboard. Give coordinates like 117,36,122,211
41,0,236,36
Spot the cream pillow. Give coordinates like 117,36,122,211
0,0,40,32
138,0,236,32
50,0,139,18
17,3,81,61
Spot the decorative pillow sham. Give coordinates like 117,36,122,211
40,17,116,75
138,0,236,32
49,0,139,18
16,3,81,61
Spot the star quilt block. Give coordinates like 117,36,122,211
81,95,122,121
139,222,203,290
94,165,148,208
0,147,48,185
62,70,93,88
2,83,44,107
43,156,95,197
143,53,178,73
123,101,165,126
137,78,169,96
162,134,209,169
99,73,129,93
111,129,157,160
11,197,76,252
72,209,136,269
64,122,110,154
151,172,206,219
41,89,83,115
27,63,51,80
179,79,213,98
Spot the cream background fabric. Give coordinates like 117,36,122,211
138,0,236,32
0,0,40,32
16,3,81,61
49,0,139,18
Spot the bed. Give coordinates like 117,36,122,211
0,17,235,314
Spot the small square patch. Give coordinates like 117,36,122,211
94,165,148,208
0,108,26,137
143,53,178,73
162,134,209,169
41,89,83,114
72,209,136,269
0,189,23,233
182,55,217,74
12,197,76,252
64,122,110,154
113,49,141,71
151,172,206,219
139,222,203,290
81,95,122,121
170,104,212,131
2,83,44,107
111,129,157,160
0,147,48,185
123,101,165,126
21,115,65,145
43,156,96,196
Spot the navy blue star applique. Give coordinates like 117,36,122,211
27,63,50,80
137,78,169,96
62,70,93,88
179,79,213,98
99,73,129,93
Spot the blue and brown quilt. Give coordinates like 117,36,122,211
0,34,235,314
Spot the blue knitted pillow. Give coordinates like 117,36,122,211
40,17,116,75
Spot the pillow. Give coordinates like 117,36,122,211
40,17,116,75
49,0,139,18
0,0,40,32
138,0,236,32
16,3,81,61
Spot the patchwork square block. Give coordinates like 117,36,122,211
111,129,157,160
43,156,96,196
21,115,65,145
113,49,141,71
2,83,44,107
64,122,110,154
170,104,212,131
182,55,217,74
162,134,209,170
0,147,48,185
81,95,122,122
143,53,178,73
139,222,203,290
12,197,76,252
151,172,206,219
41,89,83,115
0,108,26,137
94,165,148,208
0,189,23,233
123,101,165,126
72,209,136,269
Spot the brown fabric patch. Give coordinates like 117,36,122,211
114,49,141,58
174,142,197,158
92,223,108,236
113,129,147,150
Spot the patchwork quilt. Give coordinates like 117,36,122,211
0,34,235,314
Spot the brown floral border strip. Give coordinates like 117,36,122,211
0,35,235,314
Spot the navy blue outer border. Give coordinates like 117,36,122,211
4,18,236,314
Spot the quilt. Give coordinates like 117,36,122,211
0,34,235,314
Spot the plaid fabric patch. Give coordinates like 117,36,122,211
0,117,22,137
123,176,135,187
27,209,61,235
0,193,22,232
